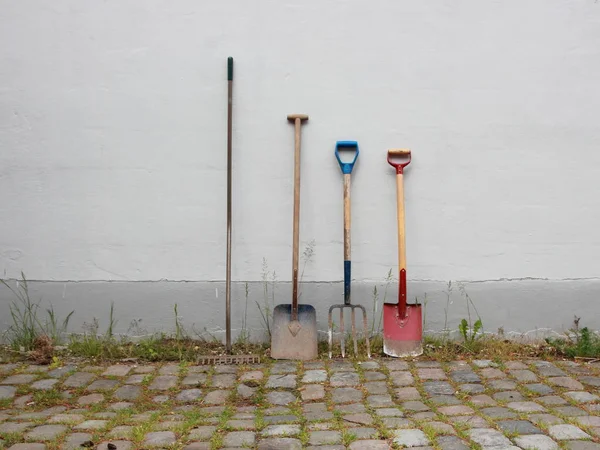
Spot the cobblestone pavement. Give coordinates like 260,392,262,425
1,358,600,449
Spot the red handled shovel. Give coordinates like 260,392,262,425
383,149,423,357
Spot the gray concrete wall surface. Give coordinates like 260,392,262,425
1,0,600,341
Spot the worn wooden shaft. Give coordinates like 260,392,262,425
291,118,302,321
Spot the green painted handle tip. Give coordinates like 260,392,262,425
227,57,233,80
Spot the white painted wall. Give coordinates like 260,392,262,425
1,0,600,284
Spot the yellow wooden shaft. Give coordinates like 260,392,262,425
396,173,406,270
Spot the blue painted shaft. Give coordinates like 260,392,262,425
344,260,351,305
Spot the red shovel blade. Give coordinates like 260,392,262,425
383,303,423,357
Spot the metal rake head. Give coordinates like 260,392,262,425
327,304,371,359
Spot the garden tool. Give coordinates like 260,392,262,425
383,149,423,357
271,114,318,360
328,141,371,359
225,57,233,353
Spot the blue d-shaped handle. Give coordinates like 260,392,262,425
335,141,359,174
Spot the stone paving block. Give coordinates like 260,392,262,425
108,425,134,438
393,429,430,447
458,383,484,394
0,422,35,433
565,391,599,403
514,434,560,450
553,406,588,417
188,426,217,440
547,377,584,390
226,419,255,430
240,370,264,382
237,383,257,399
77,393,104,405
266,374,297,389
416,361,441,368
498,420,543,435
113,385,141,401
271,362,297,374
507,401,546,412
395,387,421,400
176,388,202,402
124,374,147,384
262,424,301,436
266,391,296,405
418,368,446,380
579,376,600,387
302,370,327,383
391,371,414,386
481,368,506,379
473,360,494,368
182,374,208,386
144,430,177,446
430,395,461,406
437,435,470,450
30,379,58,390
265,414,302,424
0,363,18,374
438,405,474,416
576,416,600,427
152,394,170,403
365,381,388,394
493,390,524,402
331,372,359,386
506,361,529,369
348,440,390,450
564,442,600,450
1,374,36,385
449,415,490,428
375,407,404,417
529,414,565,426
450,371,480,383
223,431,256,447
74,420,108,430
86,379,119,391
309,430,342,445
214,365,237,374
348,427,378,439
412,412,437,420
548,424,591,440
158,364,179,375
385,360,409,370
467,428,512,447
148,375,177,390
213,373,236,388
63,372,94,388
470,394,497,406
301,384,325,401
481,407,518,419
538,395,568,405
332,387,362,404
187,365,210,373
511,370,538,382
48,413,84,424
525,383,555,395
48,365,77,378
7,445,47,450
258,437,303,449
0,386,16,399
402,401,430,412
203,389,230,404
535,363,566,377
25,424,67,441
423,381,454,395
61,432,93,450
102,365,131,377
363,371,386,381
382,417,414,428
424,421,456,435
488,379,517,390
367,394,393,407
343,413,373,426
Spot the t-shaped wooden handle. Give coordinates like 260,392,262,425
287,114,309,122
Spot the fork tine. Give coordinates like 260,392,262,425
328,306,334,359
351,307,358,357
339,307,345,358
